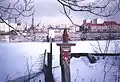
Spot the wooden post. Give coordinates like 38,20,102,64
48,42,52,68
47,41,54,82
57,28,76,82
44,41,54,82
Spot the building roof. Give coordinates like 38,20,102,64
48,27,70,30
82,21,120,27
48,27,55,29
0,30,17,35
83,23,105,26
104,21,116,25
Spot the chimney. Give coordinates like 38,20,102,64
92,19,97,24
83,19,86,24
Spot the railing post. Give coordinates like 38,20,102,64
57,28,76,82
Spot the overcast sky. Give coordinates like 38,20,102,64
32,0,72,25
23,0,95,25
3,0,120,26
29,0,120,26
31,0,99,25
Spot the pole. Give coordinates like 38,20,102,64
57,28,76,82
48,39,52,68
48,37,54,82
60,49,66,82
44,37,54,82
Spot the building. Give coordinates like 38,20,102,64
79,19,120,40
0,20,25,32
0,20,9,32
48,26,71,37
92,18,104,24
9,22,25,32
81,19,120,33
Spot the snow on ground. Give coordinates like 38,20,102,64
0,40,120,82
0,42,50,81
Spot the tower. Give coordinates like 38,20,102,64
30,13,35,30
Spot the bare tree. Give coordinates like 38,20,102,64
0,0,34,21
5,74,12,82
0,0,34,37
90,40,120,82
7,54,45,82
58,0,120,27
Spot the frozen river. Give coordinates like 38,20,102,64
0,40,120,82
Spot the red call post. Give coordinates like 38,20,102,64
61,47,71,61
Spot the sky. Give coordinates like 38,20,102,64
32,0,72,25
28,0,120,26
32,0,100,25
23,0,98,25
1,0,120,26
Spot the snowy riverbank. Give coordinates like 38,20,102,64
0,40,120,82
